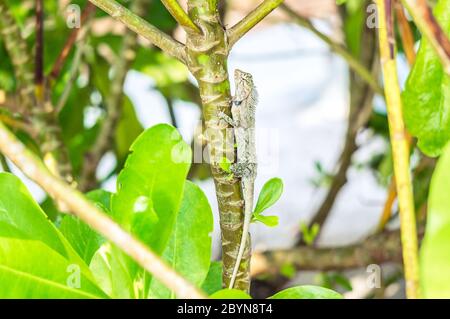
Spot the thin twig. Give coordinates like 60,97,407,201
161,0,200,34
376,0,420,299
79,0,149,191
281,3,384,96
35,0,44,88
55,40,86,114
401,0,450,74
228,0,284,47
49,2,96,82
88,0,186,62
0,121,206,299
395,1,416,65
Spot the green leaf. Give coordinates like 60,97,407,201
210,289,252,299
252,214,279,227
269,286,343,299
201,262,223,295
0,173,106,298
0,173,88,265
280,263,296,279
253,178,284,215
111,124,191,254
402,0,450,157
420,142,450,298
89,243,135,298
115,96,144,167
60,190,112,264
300,222,320,245
0,234,105,298
148,181,213,298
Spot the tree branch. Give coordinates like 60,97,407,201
395,1,416,65
281,3,384,96
88,0,186,62
253,229,405,276
49,2,96,82
161,0,200,34
401,0,450,75
376,0,420,299
0,121,205,299
79,0,149,191
227,0,284,47
0,0,35,114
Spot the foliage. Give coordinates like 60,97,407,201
420,142,450,298
252,177,283,227
269,286,343,299
403,0,450,157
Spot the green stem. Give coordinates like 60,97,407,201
88,0,186,62
228,0,284,47
376,0,420,299
161,0,201,34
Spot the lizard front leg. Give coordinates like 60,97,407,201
218,111,237,127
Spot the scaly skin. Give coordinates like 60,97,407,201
220,69,258,290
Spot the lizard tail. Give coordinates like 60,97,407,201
229,181,254,289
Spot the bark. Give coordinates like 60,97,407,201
186,0,249,291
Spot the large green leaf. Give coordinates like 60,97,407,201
148,181,213,298
402,0,450,157
269,286,343,299
0,232,105,299
111,124,191,253
89,243,135,298
420,142,450,298
60,190,112,264
0,173,106,298
0,173,84,264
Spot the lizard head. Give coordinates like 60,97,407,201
234,69,253,86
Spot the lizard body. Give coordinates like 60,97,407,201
219,69,257,289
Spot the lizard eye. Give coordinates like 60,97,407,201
234,100,242,106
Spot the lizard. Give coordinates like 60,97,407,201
219,69,258,289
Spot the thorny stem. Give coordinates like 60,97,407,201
161,0,201,34
281,3,384,96
227,0,284,47
0,0,35,114
0,121,206,299
401,0,450,75
376,0,420,299
79,0,149,191
88,0,186,62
